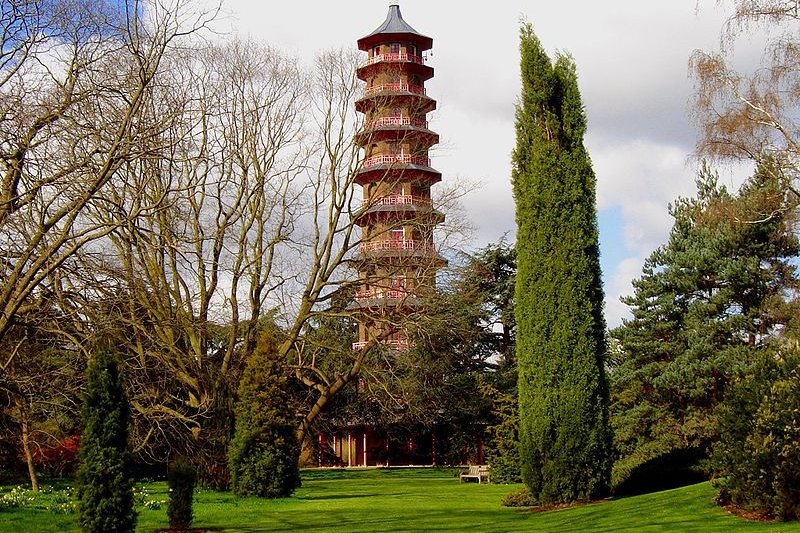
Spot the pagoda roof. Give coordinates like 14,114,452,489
357,4,433,51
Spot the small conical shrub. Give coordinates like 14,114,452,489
167,456,197,529
228,329,300,497
75,348,136,533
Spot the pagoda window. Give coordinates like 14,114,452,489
372,45,381,57
385,141,403,155
389,42,401,55
391,228,404,244
408,44,417,57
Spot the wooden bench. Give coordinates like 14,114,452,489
460,465,490,484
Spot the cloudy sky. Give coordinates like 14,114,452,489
208,1,760,327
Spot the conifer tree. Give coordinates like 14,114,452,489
611,163,800,491
228,329,300,498
511,23,611,504
75,348,136,533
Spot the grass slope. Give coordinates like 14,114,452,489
2,468,799,532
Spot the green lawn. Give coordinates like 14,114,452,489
2,468,800,532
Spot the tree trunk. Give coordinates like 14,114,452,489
18,403,39,492
296,370,359,445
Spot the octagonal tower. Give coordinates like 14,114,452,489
352,4,445,352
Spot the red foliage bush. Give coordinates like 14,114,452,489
27,435,80,475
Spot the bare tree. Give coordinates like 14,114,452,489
68,39,308,474
0,0,217,363
692,1,800,198
62,40,469,469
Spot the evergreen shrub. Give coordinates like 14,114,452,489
75,349,136,533
483,384,521,484
228,330,301,497
167,456,197,529
711,352,800,521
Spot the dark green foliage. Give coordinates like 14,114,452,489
482,380,521,484
228,330,301,498
511,23,611,504
167,456,197,529
314,244,517,466
711,352,800,520
466,241,519,481
75,348,136,533
610,163,800,492
459,240,517,364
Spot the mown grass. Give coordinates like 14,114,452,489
2,468,799,532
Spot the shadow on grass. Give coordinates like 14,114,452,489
295,493,383,501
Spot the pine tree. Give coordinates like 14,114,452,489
228,329,300,498
511,23,611,504
610,163,800,491
75,348,136,533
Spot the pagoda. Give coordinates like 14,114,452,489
351,3,445,353
319,4,450,467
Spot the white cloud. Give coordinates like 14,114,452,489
591,139,697,327
592,138,697,253
606,256,650,328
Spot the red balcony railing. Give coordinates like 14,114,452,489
354,288,410,301
352,339,410,351
365,116,428,129
359,239,435,254
362,53,425,67
364,83,426,97
362,194,432,209
362,154,430,168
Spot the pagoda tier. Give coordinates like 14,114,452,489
355,162,441,187
355,243,446,265
354,120,439,146
349,291,424,312
354,195,444,227
356,56,434,82
355,87,437,115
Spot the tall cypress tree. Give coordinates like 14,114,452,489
511,23,611,504
75,347,136,533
